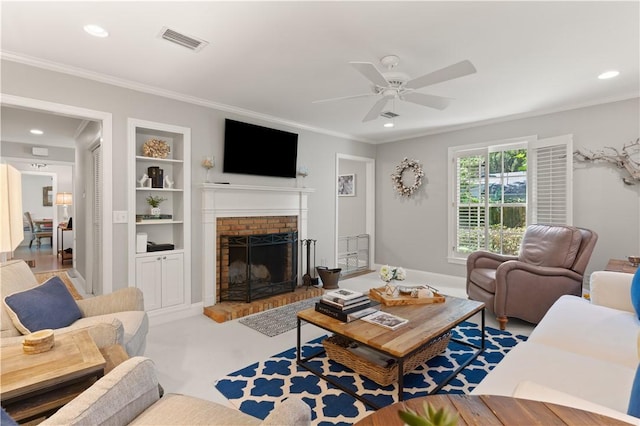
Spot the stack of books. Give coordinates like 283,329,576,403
315,288,380,322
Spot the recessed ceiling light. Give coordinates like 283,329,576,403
84,24,109,38
30,129,44,135
598,70,620,80
383,122,395,128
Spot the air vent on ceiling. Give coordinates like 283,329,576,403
381,111,399,119
159,27,208,52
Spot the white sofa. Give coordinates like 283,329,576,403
472,270,639,424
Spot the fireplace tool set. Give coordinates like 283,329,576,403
301,239,319,287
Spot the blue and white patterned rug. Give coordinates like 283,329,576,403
215,321,527,425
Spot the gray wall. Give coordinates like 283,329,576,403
1,59,376,302
338,159,366,238
376,97,640,280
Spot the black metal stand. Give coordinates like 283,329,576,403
301,239,319,287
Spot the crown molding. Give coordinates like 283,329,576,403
3,51,637,146
1,51,374,144
382,93,640,144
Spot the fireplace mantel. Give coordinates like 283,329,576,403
201,184,314,306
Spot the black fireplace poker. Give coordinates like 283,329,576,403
301,239,319,287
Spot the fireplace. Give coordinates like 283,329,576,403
201,183,314,307
220,231,298,302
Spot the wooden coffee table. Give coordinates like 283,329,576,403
354,394,630,425
297,296,485,409
0,330,127,423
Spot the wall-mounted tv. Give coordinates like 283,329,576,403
223,119,298,178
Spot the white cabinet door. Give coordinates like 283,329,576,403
161,253,184,307
135,255,162,311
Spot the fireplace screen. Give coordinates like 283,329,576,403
220,231,298,302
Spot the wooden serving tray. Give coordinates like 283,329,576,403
369,287,446,306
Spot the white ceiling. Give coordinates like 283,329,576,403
1,1,639,144
1,106,87,148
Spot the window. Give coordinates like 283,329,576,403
448,135,572,261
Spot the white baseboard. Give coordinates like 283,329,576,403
148,302,204,326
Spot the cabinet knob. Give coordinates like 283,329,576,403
163,256,167,260
156,257,161,261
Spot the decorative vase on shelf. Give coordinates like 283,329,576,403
150,207,161,217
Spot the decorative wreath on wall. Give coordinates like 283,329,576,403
391,157,424,197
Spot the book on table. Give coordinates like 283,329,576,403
315,301,380,322
320,295,370,310
360,311,409,330
323,288,364,303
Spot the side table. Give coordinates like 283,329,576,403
605,258,638,274
57,225,73,264
0,332,128,424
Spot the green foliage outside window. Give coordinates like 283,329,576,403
456,148,527,255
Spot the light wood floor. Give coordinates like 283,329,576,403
12,245,71,273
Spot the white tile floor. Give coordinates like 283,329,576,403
144,271,535,406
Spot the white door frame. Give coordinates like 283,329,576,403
1,94,114,294
335,153,375,270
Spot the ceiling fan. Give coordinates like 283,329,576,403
314,55,477,122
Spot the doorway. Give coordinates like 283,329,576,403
335,154,375,276
1,94,113,295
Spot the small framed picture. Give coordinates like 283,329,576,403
338,174,355,197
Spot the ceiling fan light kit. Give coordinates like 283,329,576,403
315,55,477,124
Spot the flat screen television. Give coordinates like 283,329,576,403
223,119,298,178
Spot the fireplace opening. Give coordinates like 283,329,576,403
220,231,298,302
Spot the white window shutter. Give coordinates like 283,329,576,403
528,135,573,225
453,149,487,256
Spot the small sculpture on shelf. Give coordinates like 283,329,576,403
164,175,174,189
142,138,170,159
138,174,150,188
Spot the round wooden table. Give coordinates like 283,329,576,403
354,394,630,425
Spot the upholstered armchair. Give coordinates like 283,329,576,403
466,224,598,330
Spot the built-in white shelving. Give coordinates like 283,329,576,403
128,118,191,315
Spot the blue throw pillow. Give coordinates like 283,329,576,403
3,276,82,334
629,363,640,417
631,268,640,320
1,407,18,426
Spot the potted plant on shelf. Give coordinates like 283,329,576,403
146,195,167,217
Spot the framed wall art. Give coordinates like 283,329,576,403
338,174,355,197
42,186,53,206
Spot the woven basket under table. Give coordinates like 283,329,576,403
322,332,451,386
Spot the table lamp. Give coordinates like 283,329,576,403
55,192,72,222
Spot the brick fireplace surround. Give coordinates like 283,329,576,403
201,184,322,322
217,215,297,301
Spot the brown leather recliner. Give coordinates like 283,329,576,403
466,224,598,330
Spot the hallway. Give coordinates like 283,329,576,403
12,245,71,273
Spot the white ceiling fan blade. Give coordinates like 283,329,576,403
312,93,375,104
405,60,477,90
362,96,391,122
401,92,451,110
350,62,389,87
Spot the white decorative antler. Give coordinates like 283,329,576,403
574,138,640,185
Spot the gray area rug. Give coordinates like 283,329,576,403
238,297,321,337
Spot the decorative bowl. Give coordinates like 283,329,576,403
23,329,54,354
629,256,640,267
